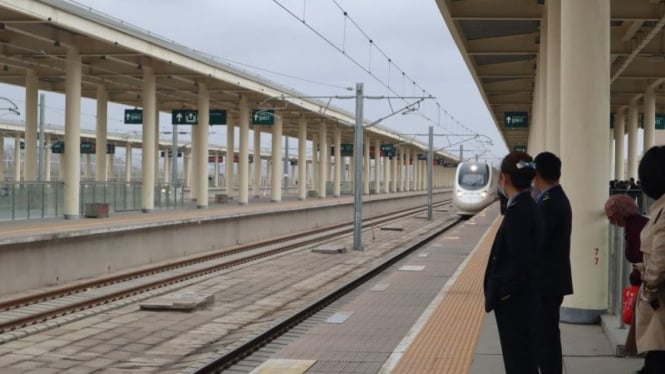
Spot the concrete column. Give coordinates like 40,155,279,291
13,137,20,182
64,47,81,218
312,136,319,194
406,149,411,192
125,143,132,182
559,0,610,323
24,69,38,181
214,151,220,187
183,150,190,187
363,135,370,195
614,110,625,180
627,99,639,180
164,153,170,183
85,154,91,178
141,66,157,212
383,155,390,193
539,6,549,151
318,122,327,198
644,87,656,155
333,125,341,197
391,154,397,192
298,118,307,200
271,114,283,202
45,136,51,181
107,149,113,181
253,128,262,198
95,86,108,181
546,0,561,154
225,118,235,196
154,106,160,183
414,152,419,191
374,139,381,193
0,138,4,182
195,83,210,208
397,148,403,192
238,98,250,205
191,118,199,201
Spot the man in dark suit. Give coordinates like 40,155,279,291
484,152,543,374
533,152,574,374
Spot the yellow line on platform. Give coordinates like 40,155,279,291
391,217,501,374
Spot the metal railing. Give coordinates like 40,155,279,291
0,181,184,221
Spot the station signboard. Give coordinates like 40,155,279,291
417,153,428,161
233,154,254,163
513,145,527,152
106,144,116,155
124,109,143,124
81,141,95,154
208,155,223,163
657,114,665,130
380,144,396,158
172,109,198,125
160,151,183,158
252,110,275,125
505,112,528,128
209,110,227,125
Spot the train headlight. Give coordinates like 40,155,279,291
457,191,463,197
481,191,487,198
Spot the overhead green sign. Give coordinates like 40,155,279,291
340,144,353,156
51,141,64,154
106,144,115,155
209,110,227,125
505,112,528,128
656,114,665,130
417,153,427,161
172,109,198,125
252,110,275,125
124,109,143,124
513,145,527,152
81,141,95,154
380,144,396,158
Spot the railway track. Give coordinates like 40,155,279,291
194,211,463,373
0,199,452,336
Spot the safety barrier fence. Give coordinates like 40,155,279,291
0,182,184,221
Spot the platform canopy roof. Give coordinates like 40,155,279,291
0,0,459,163
435,0,665,151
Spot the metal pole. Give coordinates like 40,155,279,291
172,126,178,184
38,94,45,181
459,144,463,161
353,82,364,251
427,126,433,221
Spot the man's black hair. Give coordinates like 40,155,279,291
534,152,561,183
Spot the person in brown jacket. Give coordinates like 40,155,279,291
635,145,665,374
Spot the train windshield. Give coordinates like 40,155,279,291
458,163,489,190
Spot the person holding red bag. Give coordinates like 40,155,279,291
604,194,649,356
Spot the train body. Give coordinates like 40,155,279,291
453,161,499,216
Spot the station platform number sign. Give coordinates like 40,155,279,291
49,141,115,154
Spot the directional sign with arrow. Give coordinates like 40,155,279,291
124,109,143,124
172,109,198,125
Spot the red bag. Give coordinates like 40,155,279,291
623,285,640,325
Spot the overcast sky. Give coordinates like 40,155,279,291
0,0,506,161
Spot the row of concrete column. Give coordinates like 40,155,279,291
526,0,637,323
19,45,454,219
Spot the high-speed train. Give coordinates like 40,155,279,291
453,161,499,216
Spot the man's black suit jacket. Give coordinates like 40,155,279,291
537,184,574,297
484,191,544,312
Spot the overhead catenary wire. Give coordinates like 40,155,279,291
272,0,485,144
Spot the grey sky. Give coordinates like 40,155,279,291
0,0,506,160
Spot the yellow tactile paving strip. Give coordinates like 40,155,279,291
391,217,501,374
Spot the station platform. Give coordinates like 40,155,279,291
249,203,643,374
